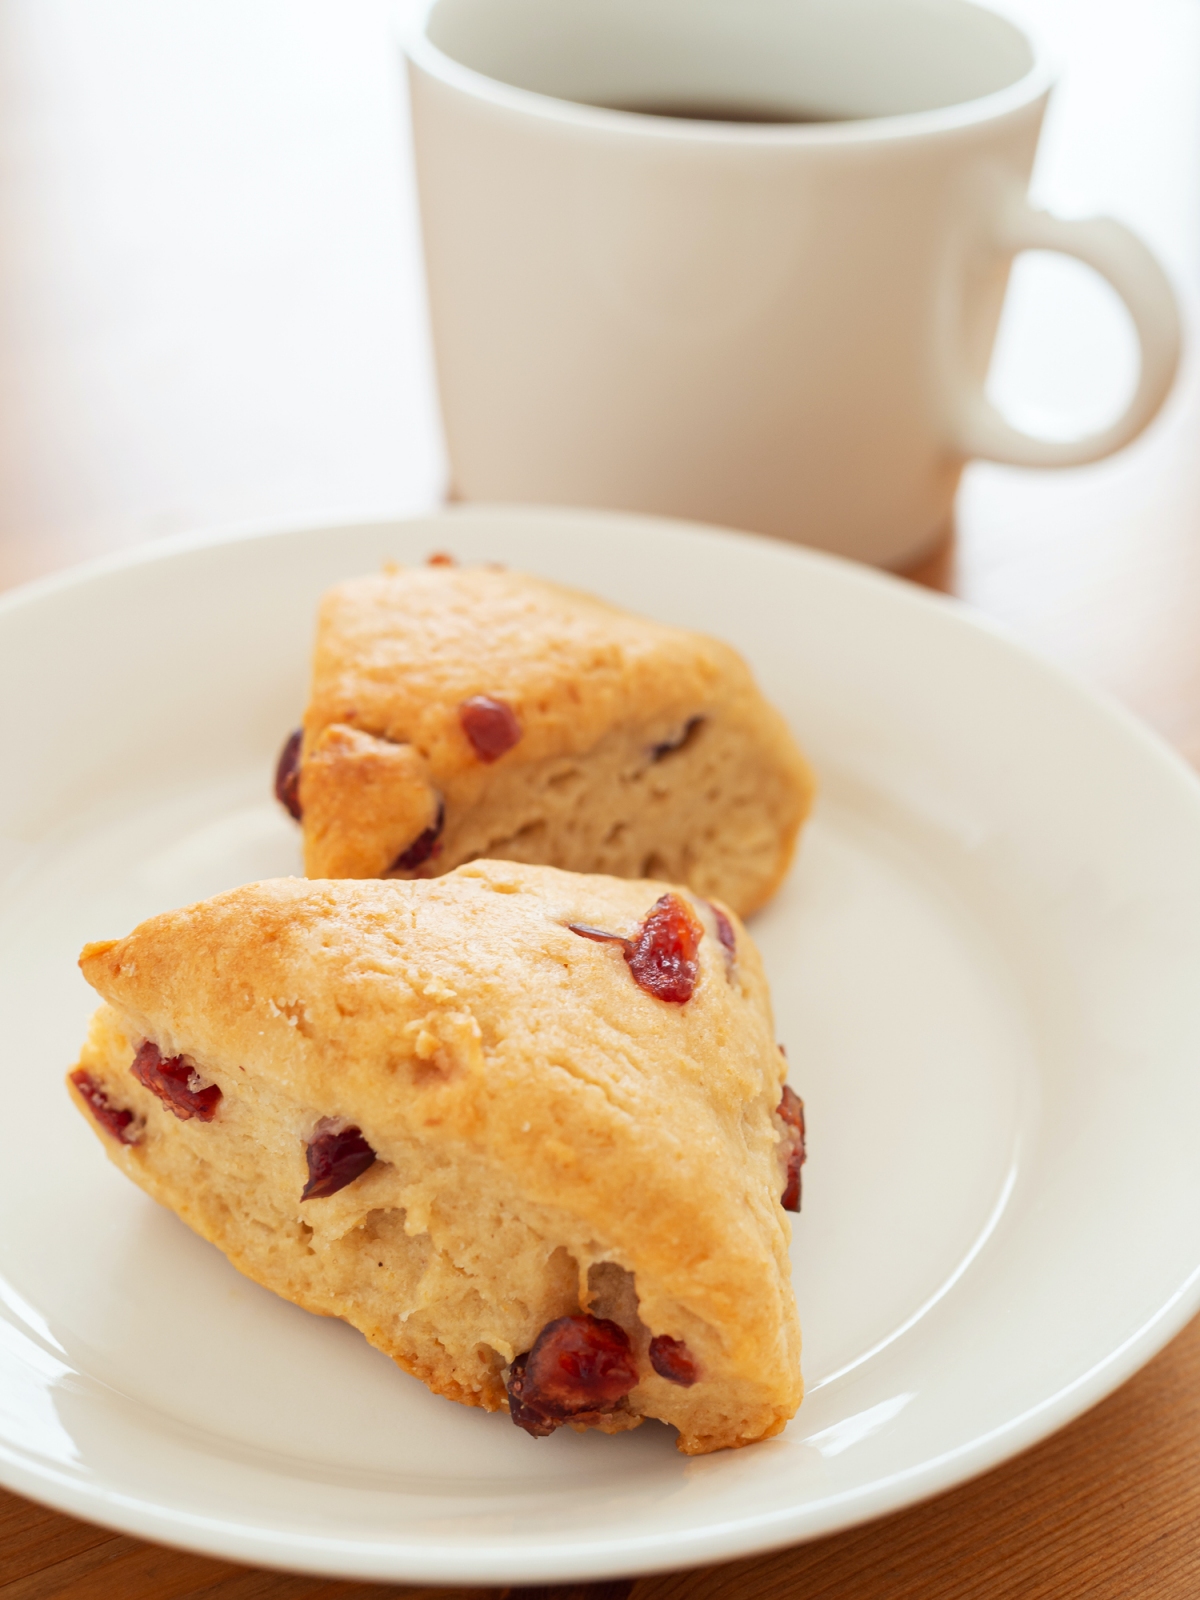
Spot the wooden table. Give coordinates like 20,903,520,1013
0,0,1196,1595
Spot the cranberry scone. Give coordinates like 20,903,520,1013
276,563,813,918
67,862,805,1454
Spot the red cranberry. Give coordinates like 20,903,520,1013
706,901,737,966
70,1069,138,1144
302,1120,376,1199
459,696,522,762
649,1334,699,1386
627,894,703,1003
650,716,705,762
779,1084,806,1212
389,799,445,873
131,1041,222,1122
275,728,303,821
506,1314,638,1437
504,1354,559,1438
427,551,456,565
569,893,703,1004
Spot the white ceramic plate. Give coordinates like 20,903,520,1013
3,506,1200,1586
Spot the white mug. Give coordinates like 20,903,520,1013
404,0,1182,569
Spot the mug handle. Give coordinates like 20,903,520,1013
948,181,1182,468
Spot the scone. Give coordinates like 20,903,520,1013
276,563,814,918
67,862,805,1454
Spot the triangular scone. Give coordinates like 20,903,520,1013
277,565,814,918
68,863,804,1454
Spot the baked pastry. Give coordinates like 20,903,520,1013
67,862,805,1454
275,563,814,918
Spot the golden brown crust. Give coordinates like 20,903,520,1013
295,566,814,916
71,864,803,1452
302,723,440,879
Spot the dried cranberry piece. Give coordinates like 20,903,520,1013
627,893,703,1003
389,798,445,873
706,900,737,967
131,1041,222,1122
459,696,522,762
70,1069,138,1144
504,1354,559,1438
649,1334,699,1387
569,893,703,1004
650,716,705,763
506,1314,638,1437
302,1120,376,1200
426,551,456,565
275,728,303,821
779,1084,806,1212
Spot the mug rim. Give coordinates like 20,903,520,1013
401,0,1057,145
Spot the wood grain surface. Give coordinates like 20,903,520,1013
0,0,1197,1595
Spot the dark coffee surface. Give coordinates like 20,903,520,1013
600,100,851,124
